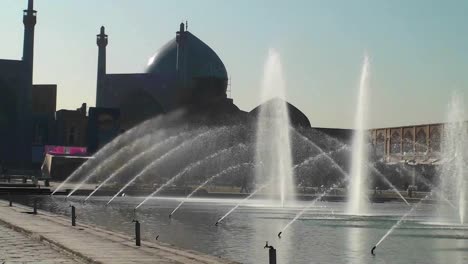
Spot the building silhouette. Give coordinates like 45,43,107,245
0,0,39,166
96,23,246,129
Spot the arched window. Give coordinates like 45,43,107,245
415,129,427,153
430,127,441,152
376,132,385,157
403,130,413,153
391,131,401,154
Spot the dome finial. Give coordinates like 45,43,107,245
100,26,105,34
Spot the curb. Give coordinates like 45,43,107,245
0,216,98,264
0,201,238,264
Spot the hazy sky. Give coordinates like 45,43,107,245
1,0,467,129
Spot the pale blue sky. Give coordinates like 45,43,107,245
1,0,467,128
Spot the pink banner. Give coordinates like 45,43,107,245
45,145,87,156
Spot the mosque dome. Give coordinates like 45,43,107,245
146,32,228,80
249,98,312,128
145,24,228,108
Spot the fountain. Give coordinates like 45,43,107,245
347,55,370,215
440,92,468,224
278,183,341,237
136,159,252,209
83,131,226,201
24,43,468,264
70,130,187,198
255,49,296,207
169,162,254,216
372,192,433,254
107,127,228,205
51,115,176,195
215,182,270,225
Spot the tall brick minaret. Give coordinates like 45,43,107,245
18,0,36,163
96,26,108,107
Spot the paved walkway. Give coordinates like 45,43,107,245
0,201,236,264
0,223,79,264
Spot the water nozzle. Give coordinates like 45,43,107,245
277,232,282,238
155,235,159,240
168,214,172,219
215,221,219,226
264,241,269,249
371,246,376,255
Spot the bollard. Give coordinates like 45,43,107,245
8,193,12,207
71,205,76,226
264,242,277,264
268,246,277,264
133,220,141,246
33,199,37,215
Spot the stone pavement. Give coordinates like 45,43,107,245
0,201,237,264
0,223,79,264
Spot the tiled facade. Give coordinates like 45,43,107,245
370,123,446,164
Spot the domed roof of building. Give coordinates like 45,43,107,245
146,28,228,80
249,98,311,128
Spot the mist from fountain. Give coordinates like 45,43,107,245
369,165,410,206
168,162,254,216
440,93,468,224
293,144,349,171
279,183,342,237
397,164,456,209
51,115,177,195
53,113,192,196
215,182,270,225
347,55,370,215
373,192,433,252
107,127,228,205
292,130,349,177
83,132,192,201
135,146,250,210
68,132,162,197
255,49,295,207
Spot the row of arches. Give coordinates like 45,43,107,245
374,126,442,157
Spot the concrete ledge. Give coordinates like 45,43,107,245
0,207,94,263
0,200,237,264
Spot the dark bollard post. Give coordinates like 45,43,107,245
33,199,37,215
8,193,12,207
133,220,141,246
264,242,277,264
71,206,76,226
268,247,277,264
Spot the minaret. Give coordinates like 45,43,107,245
18,0,36,163
96,26,108,107
23,0,36,80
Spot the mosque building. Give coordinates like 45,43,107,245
0,0,40,165
96,23,245,129
0,0,119,169
0,0,450,176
